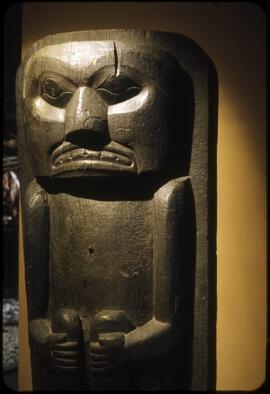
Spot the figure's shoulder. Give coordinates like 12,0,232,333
25,180,49,210
154,176,191,205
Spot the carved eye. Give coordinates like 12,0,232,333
96,73,141,104
41,77,74,107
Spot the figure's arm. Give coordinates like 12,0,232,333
23,179,51,354
124,176,193,360
89,176,195,370
24,181,81,371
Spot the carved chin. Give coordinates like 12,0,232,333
50,144,137,177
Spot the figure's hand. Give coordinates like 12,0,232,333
47,333,80,373
29,319,51,360
29,320,80,373
89,332,126,374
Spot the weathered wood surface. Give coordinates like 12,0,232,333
17,30,217,390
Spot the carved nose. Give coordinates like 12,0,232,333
65,87,109,148
65,120,109,149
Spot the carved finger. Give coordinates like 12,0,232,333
54,357,79,366
90,359,109,367
91,364,113,373
54,365,79,374
89,342,107,354
89,352,110,361
90,360,111,371
53,350,79,359
54,341,79,350
48,333,67,348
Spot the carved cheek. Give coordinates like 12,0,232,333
23,98,66,176
107,86,170,173
27,98,66,152
31,97,65,124
107,88,151,145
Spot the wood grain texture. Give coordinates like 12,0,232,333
17,30,217,390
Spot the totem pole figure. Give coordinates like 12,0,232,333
17,30,217,391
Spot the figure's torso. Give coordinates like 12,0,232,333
48,193,153,326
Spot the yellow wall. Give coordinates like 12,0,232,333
19,2,267,391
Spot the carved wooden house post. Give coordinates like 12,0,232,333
17,30,217,391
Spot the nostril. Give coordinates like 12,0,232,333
65,118,109,150
66,129,110,151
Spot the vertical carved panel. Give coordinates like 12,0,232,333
17,30,217,390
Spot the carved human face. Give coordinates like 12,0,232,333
22,41,183,178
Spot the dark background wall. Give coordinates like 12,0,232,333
3,5,22,299
4,4,22,139
15,2,267,391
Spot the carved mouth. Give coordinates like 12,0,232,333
50,141,137,177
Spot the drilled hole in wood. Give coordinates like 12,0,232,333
88,246,94,254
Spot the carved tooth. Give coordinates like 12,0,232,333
55,157,64,166
92,152,99,160
119,156,131,165
101,151,115,162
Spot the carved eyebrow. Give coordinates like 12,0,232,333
30,49,174,96
39,72,77,91
88,66,122,88
33,55,115,85
35,58,81,83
